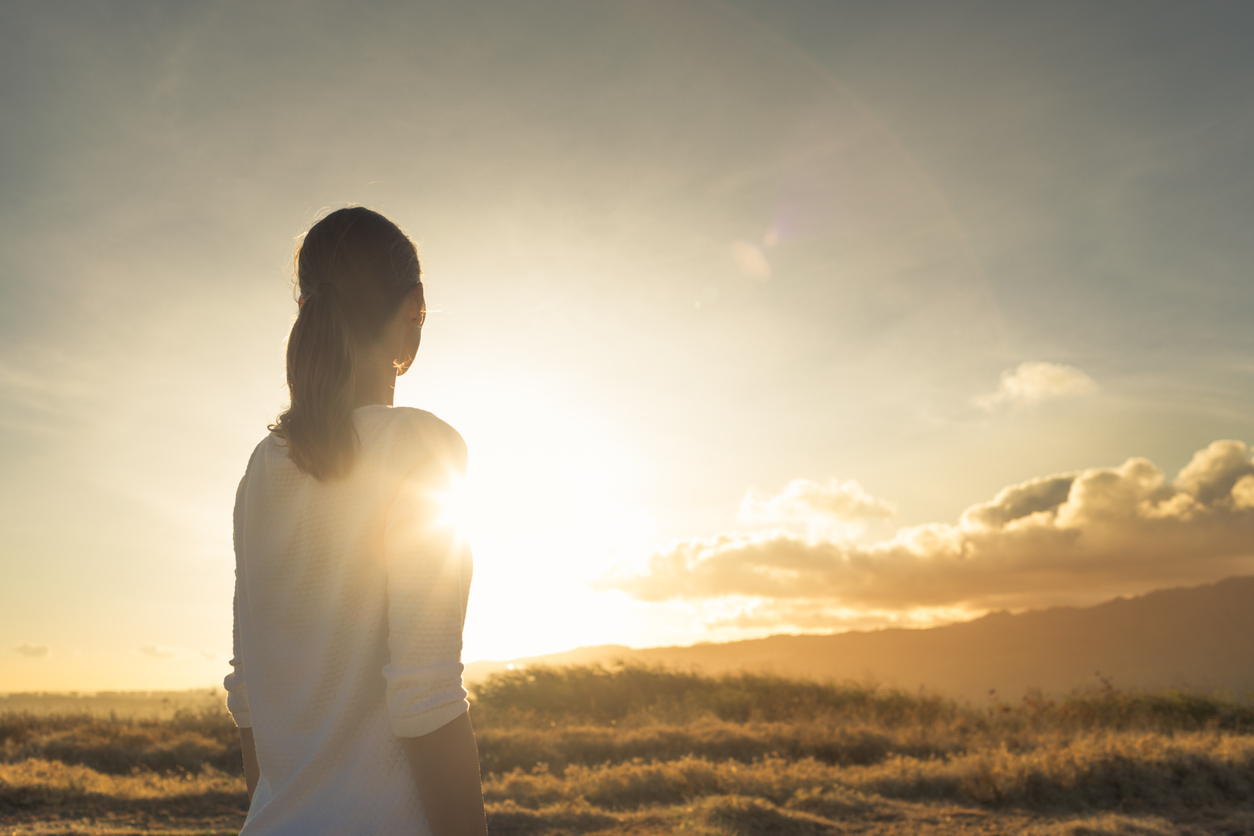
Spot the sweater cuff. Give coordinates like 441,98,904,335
391,698,469,738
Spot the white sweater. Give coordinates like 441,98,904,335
224,405,472,835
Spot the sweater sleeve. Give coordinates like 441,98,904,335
381,428,472,737
224,582,252,728
224,472,252,728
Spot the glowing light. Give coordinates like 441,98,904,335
430,473,471,541
407,374,658,661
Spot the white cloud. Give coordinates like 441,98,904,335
739,478,895,540
1234,476,1254,510
973,361,1097,411
600,440,1254,616
14,643,50,658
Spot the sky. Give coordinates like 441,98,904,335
3,0,1254,692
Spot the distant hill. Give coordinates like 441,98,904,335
0,689,223,718
465,575,1254,700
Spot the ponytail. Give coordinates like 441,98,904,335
269,207,421,480
275,287,358,480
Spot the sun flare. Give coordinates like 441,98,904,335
409,374,658,659
430,473,471,541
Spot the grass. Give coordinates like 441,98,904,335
473,665,1254,732
1,707,241,776
4,665,1254,834
480,734,1254,810
0,691,223,720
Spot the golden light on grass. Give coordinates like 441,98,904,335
6,670,1254,834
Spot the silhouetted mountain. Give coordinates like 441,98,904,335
465,576,1254,700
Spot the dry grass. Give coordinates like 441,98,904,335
475,717,965,775
0,758,247,836
4,665,1254,834
0,758,239,806
1,708,241,776
479,732,1254,811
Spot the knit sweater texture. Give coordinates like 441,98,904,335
224,405,472,835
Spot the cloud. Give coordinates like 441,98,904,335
137,645,183,660
600,440,1254,614
740,478,895,539
694,598,973,634
973,361,1097,411
14,643,50,658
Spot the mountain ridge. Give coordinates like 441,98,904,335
464,575,1254,700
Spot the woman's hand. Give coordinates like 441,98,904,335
238,727,260,804
400,711,487,836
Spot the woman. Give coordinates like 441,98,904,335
224,207,488,835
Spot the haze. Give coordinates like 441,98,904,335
3,1,1254,691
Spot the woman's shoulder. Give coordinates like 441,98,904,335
248,433,283,469
359,405,467,467
235,433,290,493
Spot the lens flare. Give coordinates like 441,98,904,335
430,473,471,542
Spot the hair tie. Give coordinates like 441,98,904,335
297,285,322,309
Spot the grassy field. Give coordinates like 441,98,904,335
4,666,1254,835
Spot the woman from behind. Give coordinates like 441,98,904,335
224,207,487,836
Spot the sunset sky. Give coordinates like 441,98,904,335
3,1,1254,692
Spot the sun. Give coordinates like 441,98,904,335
429,472,471,542
421,375,648,565
403,372,657,659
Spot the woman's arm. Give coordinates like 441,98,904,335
400,712,487,836
239,727,261,803
384,422,483,834
228,472,260,805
